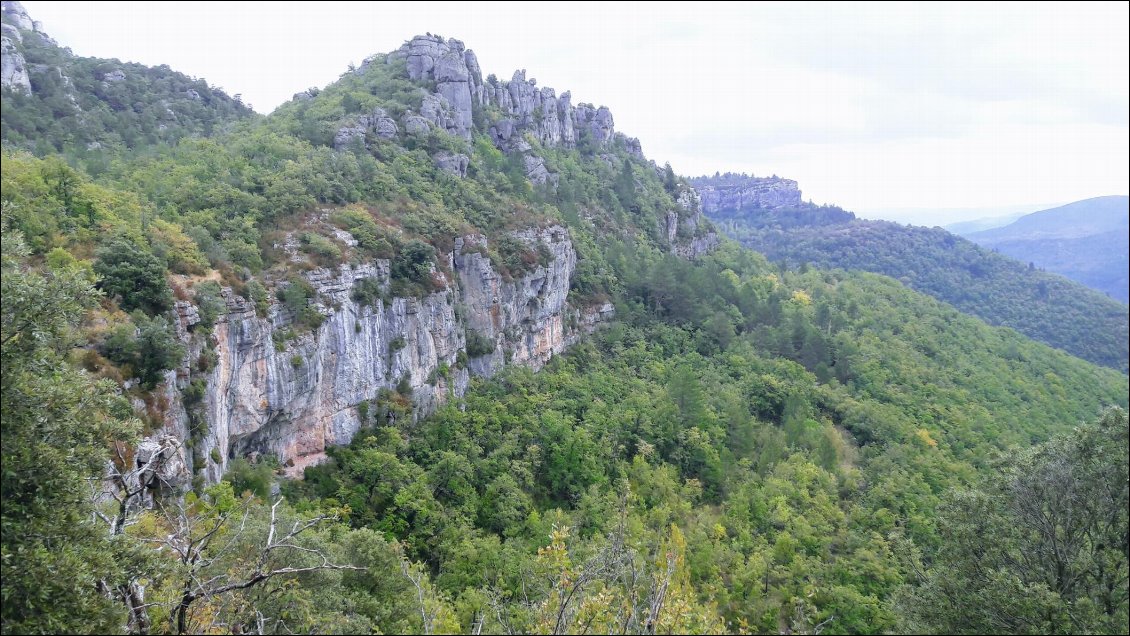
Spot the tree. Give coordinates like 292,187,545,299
94,237,174,315
897,408,1130,634
101,313,185,388
1,227,140,633
134,485,361,634
663,163,677,193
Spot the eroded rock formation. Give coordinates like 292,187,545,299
694,176,803,212
155,226,608,484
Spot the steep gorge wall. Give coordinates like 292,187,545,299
151,226,611,486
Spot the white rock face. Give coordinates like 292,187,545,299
665,186,720,258
1,33,29,93
1,1,34,31
385,34,618,156
455,226,578,377
696,177,803,212
158,226,607,485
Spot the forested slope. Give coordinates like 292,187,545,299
708,205,1129,372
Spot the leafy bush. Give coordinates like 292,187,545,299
99,313,185,388
351,276,387,307
464,329,495,357
224,457,276,500
192,281,224,329
94,238,173,315
300,231,343,266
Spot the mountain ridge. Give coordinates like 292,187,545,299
964,196,1129,302
1,0,255,153
697,174,1129,372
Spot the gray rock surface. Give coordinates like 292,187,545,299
157,226,609,485
523,153,558,187
696,177,802,212
402,113,430,135
434,151,469,177
1,33,29,93
333,106,399,150
390,34,620,153
1,1,34,31
666,186,720,258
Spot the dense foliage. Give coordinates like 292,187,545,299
898,407,1129,634
710,210,1129,372
282,238,1125,633
2,23,1127,635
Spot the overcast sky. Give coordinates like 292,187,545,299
21,1,1129,223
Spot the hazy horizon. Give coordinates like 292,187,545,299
19,1,1129,223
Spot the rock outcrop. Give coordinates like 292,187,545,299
0,1,36,93
1,1,33,32
384,34,618,156
157,225,607,484
1,31,29,93
434,151,469,177
454,227,577,377
666,186,720,258
333,106,399,150
694,176,803,212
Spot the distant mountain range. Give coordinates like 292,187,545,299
945,212,1027,235
695,176,1129,372
961,196,1128,303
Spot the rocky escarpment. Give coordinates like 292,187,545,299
1,1,40,93
666,187,721,258
154,225,610,485
692,175,803,212
336,34,644,188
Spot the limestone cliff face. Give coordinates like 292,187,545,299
1,1,37,93
157,225,606,485
455,227,578,377
666,185,721,258
694,176,803,212
0,31,29,93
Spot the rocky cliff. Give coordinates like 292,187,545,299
666,186,721,258
106,30,709,490
692,175,803,212
335,34,644,189
1,1,39,93
153,225,611,486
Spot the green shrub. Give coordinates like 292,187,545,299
98,313,185,388
193,281,224,329
94,238,173,315
300,231,343,266
247,279,270,317
351,276,387,307
224,457,274,500
465,329,495,357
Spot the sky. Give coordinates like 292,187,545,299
20,1,1130,224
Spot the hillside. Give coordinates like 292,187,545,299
965,196,1129,302
695,174,1130,372
944,211,1026,234
0,1,254,154
2,16,1128,636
